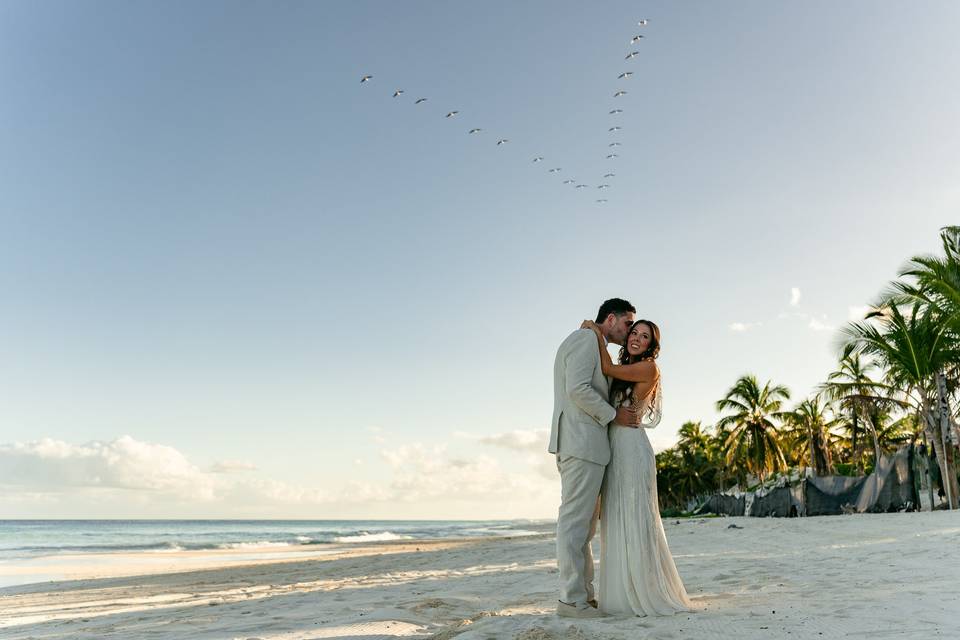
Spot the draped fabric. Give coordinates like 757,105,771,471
599,386,692,616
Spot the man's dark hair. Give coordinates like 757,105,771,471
595,298,636,324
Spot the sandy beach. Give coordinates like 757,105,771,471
1,512,958,640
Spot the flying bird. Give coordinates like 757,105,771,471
575,184,589,189
614,90,627,98
562,179,575,184
631,35,644,43
393,89,404,98
496,139,509,145
445,111,459,118
468,128,482,134
638,19,648,26
548,167,561,173
609,109,623,115
609,126,622,132
532,156,544,163
625,51,640,60
415,98,427,104
618,72,634,79
604,173,616,178
360,75,373,83
597,184,610,190
596,199,608,203
606,154,619,159
609,142,622,147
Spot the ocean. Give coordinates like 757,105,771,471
0,519,548,562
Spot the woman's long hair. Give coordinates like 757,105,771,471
609,319,661,405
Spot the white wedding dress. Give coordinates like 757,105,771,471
599,383,693,616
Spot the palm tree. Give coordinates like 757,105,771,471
820,347,883,472
842,301,960,508
879,226,960,507
783,396,839,476
716,375,791,485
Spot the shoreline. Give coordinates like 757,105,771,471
0,527,556,590
2,513,958,639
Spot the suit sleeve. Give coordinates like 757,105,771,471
565,331,617,427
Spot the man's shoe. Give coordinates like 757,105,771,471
557,601,606,619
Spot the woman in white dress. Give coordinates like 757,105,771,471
580,318,693,617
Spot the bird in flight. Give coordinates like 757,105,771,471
638,19,648,26
532,156,544,163
496,139,509,145
618,72,634,80
563,179,575,185
609,126,622,132
575,184,589,189
360,75,373,83
596,199,608,203
468,128,482,134
631,35,644,43
548,167,561,173
625,51,640,60
597,184,610,190
609,142,622,147
606,154,619,159
393,89,404,98
614,90,627,98
609,109,623,115
445,111,459,118
604,173,616,178
415,98,427,104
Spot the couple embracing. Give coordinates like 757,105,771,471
549,297,692,618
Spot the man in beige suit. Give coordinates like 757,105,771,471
549,298,639,618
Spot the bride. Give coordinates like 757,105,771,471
580,318,693,617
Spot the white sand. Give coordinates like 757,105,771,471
1,512,959,639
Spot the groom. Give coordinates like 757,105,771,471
548,297,639,618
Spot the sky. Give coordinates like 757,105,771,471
1,1,958,520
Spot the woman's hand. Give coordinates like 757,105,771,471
580,320,601,336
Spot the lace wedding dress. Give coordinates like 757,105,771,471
599,383,693,616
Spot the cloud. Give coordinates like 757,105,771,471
477,428,550,454
808,316,834,332
0,433,559,517
210,460,257,473
790,287,801,306
729,322,761,332
0,436,329,508
0,436,216,499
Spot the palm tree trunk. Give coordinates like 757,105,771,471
921,394,955,509
935,372,959,509
866,412,882,474
851,410,861,472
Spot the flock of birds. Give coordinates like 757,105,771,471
359,18,650,205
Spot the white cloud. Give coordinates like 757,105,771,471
0,433,559,518
790,287,802,306
729,322,761,332
808,316,835,332
477,428,549,454
210,460,257,473
0,436,330,510
0,436,216,499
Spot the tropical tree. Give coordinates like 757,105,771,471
842,301,960,508
783,395,839,475
716,375,791,485
820,347,883,472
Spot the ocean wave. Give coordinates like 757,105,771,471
215,541,299,550
332,531,413,543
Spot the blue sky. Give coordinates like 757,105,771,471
1,1,958,519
